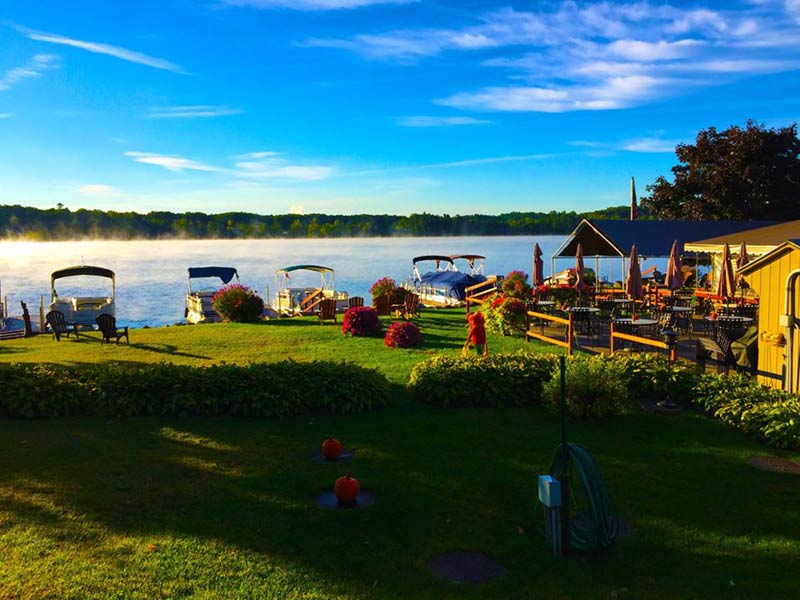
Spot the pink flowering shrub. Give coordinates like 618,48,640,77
501,270,533,300
384,321,423,349
481,293,528,336
342,306,382,337
211,284,264,323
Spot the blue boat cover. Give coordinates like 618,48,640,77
188,267,238,283
419,271,487,301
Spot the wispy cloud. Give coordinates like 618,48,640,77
567,135,682,154
21,26,184,73
0,54,58,92
0,112,14,119
147,105,243,119
306,2,800,113
397,115,491,127
222,0,416,10
235,152,334,180
620,137,680,153
353,153,558,176
79,184,118,195
125,152,221,172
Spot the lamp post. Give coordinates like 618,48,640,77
657,330,681,414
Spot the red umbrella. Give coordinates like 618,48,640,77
574,243,588,291
664,240,683,291
626,244,643,317
532,243,545,288
717,242,736,299
736,240,749,298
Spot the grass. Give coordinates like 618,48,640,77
1,309,799,599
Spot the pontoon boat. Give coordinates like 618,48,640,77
273,265,348,315
407,255,489,307
48,266,115,326
186,266,239,324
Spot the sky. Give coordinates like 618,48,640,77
1,0,799,216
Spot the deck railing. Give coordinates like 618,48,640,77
300,288,324,314
525,310,574,356
465,276,502,313
609,323,676,360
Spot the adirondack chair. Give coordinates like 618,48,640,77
45,310,77,341
318,298,337,324
96,313,129,344
403,292,420,320
373,294,391,316
348,296,364,309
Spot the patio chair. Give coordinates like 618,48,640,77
373,294,391,316
318,298,337,324
348,296,364,309
45,310,76,342
96,313,129,344
652,307,676,334
403,292,420,320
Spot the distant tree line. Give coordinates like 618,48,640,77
0,204,640,240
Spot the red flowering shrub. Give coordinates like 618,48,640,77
501,270,533,300
342,306,382,337
384,321,423,348
211,284,264,323
481,293,528,336
369,276,406,304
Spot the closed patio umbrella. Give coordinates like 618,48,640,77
532,243,545,288
717,242,736,299
626,244,643,318
664,240,683,292
736,240,749,299
574,243,588,304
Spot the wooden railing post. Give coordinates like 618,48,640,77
610,322,616,354
567,313,574,357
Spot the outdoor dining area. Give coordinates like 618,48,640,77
526,237,760,374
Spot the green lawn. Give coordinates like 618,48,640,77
1,310,799,599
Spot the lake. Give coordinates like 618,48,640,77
0,236,670,328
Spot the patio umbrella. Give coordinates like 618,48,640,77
532,243,545,288
664,240,683,292
717,242,736,300
626,244,643,318
736,240,749,298
574,243,588,304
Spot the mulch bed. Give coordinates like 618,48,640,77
748,456,800,475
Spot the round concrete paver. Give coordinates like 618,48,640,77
429,551,505,584
316,489,375,510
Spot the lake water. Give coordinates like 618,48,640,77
0,236,671,328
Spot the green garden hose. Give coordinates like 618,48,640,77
546,442,620,553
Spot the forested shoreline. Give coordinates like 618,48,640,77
0,204,641,240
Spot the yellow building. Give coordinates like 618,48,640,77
739,240,800,392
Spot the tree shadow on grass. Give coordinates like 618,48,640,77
2,408,800,598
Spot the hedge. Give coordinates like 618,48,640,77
0,360,391,419
407,352,558,407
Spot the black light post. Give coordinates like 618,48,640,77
658,330,681,414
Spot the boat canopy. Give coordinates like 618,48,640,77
412,255,454,266
276,265,334,275
449,254,485,271
51,265,115,283
187,267,239,283
419,271,484,301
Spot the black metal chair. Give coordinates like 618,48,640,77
96,314,129,344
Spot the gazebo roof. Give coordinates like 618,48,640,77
553,219,778,258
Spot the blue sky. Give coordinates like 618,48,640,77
1,0,799,216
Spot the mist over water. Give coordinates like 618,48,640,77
0,237,670,328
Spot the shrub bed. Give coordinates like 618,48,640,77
607,353,701,405
408,352,557,407
0,360,391,419
341,306,382,337
385,321,423,348
542,355,633,418
692,372,800,449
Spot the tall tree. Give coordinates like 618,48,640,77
642,121,800,220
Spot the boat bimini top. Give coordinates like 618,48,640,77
412,255,454,281
187,267,239,292
51,266,116,297
275,265,336,291
449,254,486,275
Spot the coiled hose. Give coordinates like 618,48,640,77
541,442,620,553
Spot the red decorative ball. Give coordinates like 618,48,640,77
334,475,360,503
322,438,343,461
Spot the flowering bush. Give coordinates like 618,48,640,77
384,321,423,348
342,306,382,337
211,284,264,323
481,293,528,336
501,270,533,300
370,276,406,304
